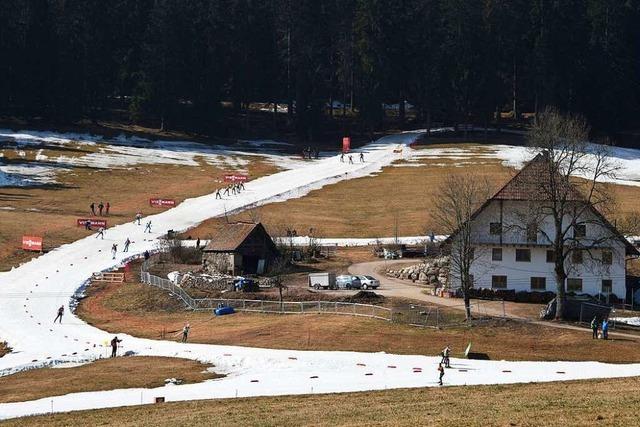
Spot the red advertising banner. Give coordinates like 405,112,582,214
22,236,43,251
150,198,176,208
223,174,248,183
342,136,351,153
77,219,107,228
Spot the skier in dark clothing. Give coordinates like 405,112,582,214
215,189,222,199
110,336,122,357
144,221,152,233
135,212,142,225
181,323,191,343
359,152,364,162
196,237,200,249
54,305,64,323
105,202,110,215
438,363,445,386
340,153,345,162
348,155,354,164
144,250,150,261
96,227,105,239
239,182,245,190
84,220,92,230
123,238,131,252
90,203,95,215
98,202,104,216
591,317,599,339
224,186,230,196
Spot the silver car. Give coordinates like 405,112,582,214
356,275,380,290
336,275,362,290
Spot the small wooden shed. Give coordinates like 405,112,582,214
201,222,277,275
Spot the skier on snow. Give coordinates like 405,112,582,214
359,152,364,162
181,323,191,343
437,363,445,386
53,305,64,323
110,336,122,357
135,212,142,225
123,238,131,253
111,243,118,259
144,221,152,233
95,227,105,239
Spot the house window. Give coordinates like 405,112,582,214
526,223,537,243
571,250,583,264
574,224,586,238
515,248,531,262
546,250,556,263
601,279,612,293
602,250,612,265
567,278,583,292
492,275,507,289
490,222,502,235
492,248,502,261
530,277,546,291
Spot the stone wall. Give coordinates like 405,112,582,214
385,256,450,288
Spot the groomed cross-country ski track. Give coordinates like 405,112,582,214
2,130,640,420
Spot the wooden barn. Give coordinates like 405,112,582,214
201,222,278,275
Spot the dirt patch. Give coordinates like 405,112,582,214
0,356,220,404
7,376,640,426
77,276,640,363
0,341,10,357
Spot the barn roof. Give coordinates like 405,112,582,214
203,222,268,252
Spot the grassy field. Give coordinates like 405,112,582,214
77,276,640,363
187,142,640,238
0,142,278,271
6,376,640,426
0,356,219,404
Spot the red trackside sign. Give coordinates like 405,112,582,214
342,136,351,153
223,174,248,183
22,236,43,251
150,198,176,208
77,219,107,228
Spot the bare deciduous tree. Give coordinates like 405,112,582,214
434,174,490,320
527,107,620,319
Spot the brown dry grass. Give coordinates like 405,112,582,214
0,356,219,404
187,142,640,239
6,376,640,426
0,153,278,271
77,276,640,363
0,341,9,357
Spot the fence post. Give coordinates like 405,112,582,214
502,300,506,318
261,300,264,312
318,301,321,313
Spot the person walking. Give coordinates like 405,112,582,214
135,212,142,225
53,305,64,323
441,346,451,368
591,317,599,339
196,237,200,249
181,323,191,343
105,202,110,215
359,152,364,162
602,318,609,340
96,227,105,239
110,336,122,357
437,363,445,386
90,202,96,216
111,243,118,259
144,220,152,233
123,238,131,253
98,201,104,216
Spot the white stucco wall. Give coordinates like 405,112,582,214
450,200,629,298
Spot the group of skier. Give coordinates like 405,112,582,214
340,152,365,164
591,316,610,340
437,345,451,386
301,146,320,160
216,182,245,199
89,201,110,216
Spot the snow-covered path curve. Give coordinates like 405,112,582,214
1,131,640,420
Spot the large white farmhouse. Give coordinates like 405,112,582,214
448,153,639,300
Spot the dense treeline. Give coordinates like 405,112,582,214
0,0,639,140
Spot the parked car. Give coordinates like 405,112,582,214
336,275,362,290
356,275,380,290
308,272,337,290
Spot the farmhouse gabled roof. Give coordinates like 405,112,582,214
203,222,266,252
444,152,639,256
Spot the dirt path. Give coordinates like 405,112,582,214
349,259,640,340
